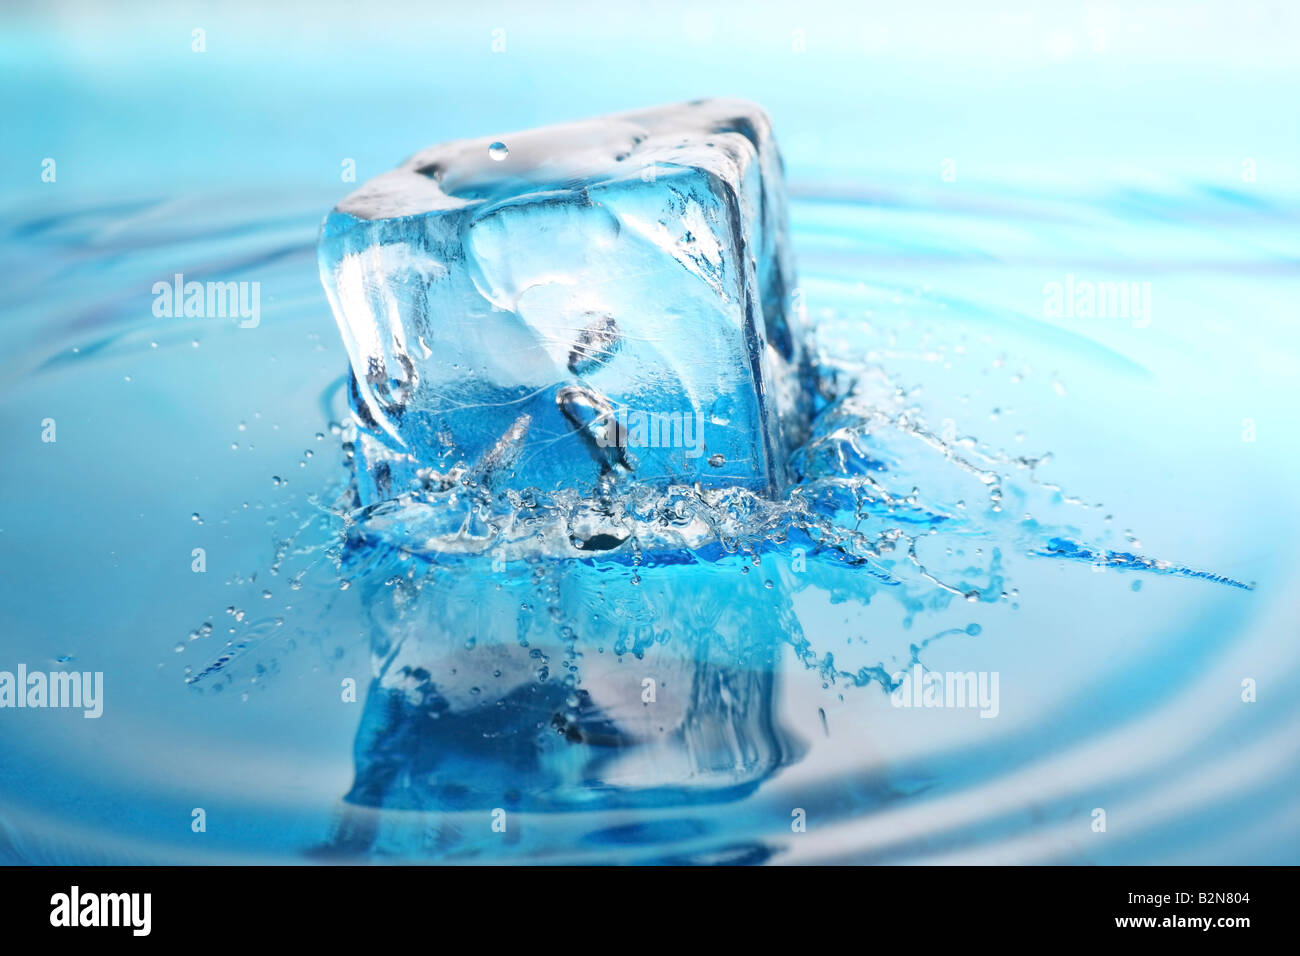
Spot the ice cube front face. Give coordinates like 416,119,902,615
319,99,808,507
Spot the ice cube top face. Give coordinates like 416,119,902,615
319,98,808,507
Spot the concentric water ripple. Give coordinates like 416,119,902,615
1,180,1297,864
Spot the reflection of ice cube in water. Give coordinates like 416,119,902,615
317,98,811,504
342,557,798,815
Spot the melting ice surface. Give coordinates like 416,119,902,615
318,99,811,505
305,102,1256,843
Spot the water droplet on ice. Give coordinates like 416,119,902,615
488,141,509,161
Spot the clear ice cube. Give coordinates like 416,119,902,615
318,98,809,506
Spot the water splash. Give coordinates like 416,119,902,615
183,314,1251,769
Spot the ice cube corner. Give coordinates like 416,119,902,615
318,98,810,507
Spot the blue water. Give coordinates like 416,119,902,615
2,2,1298,864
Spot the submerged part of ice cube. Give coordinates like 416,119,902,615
318,99,811,506
334,556,799,818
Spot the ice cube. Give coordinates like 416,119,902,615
319,98,810,506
